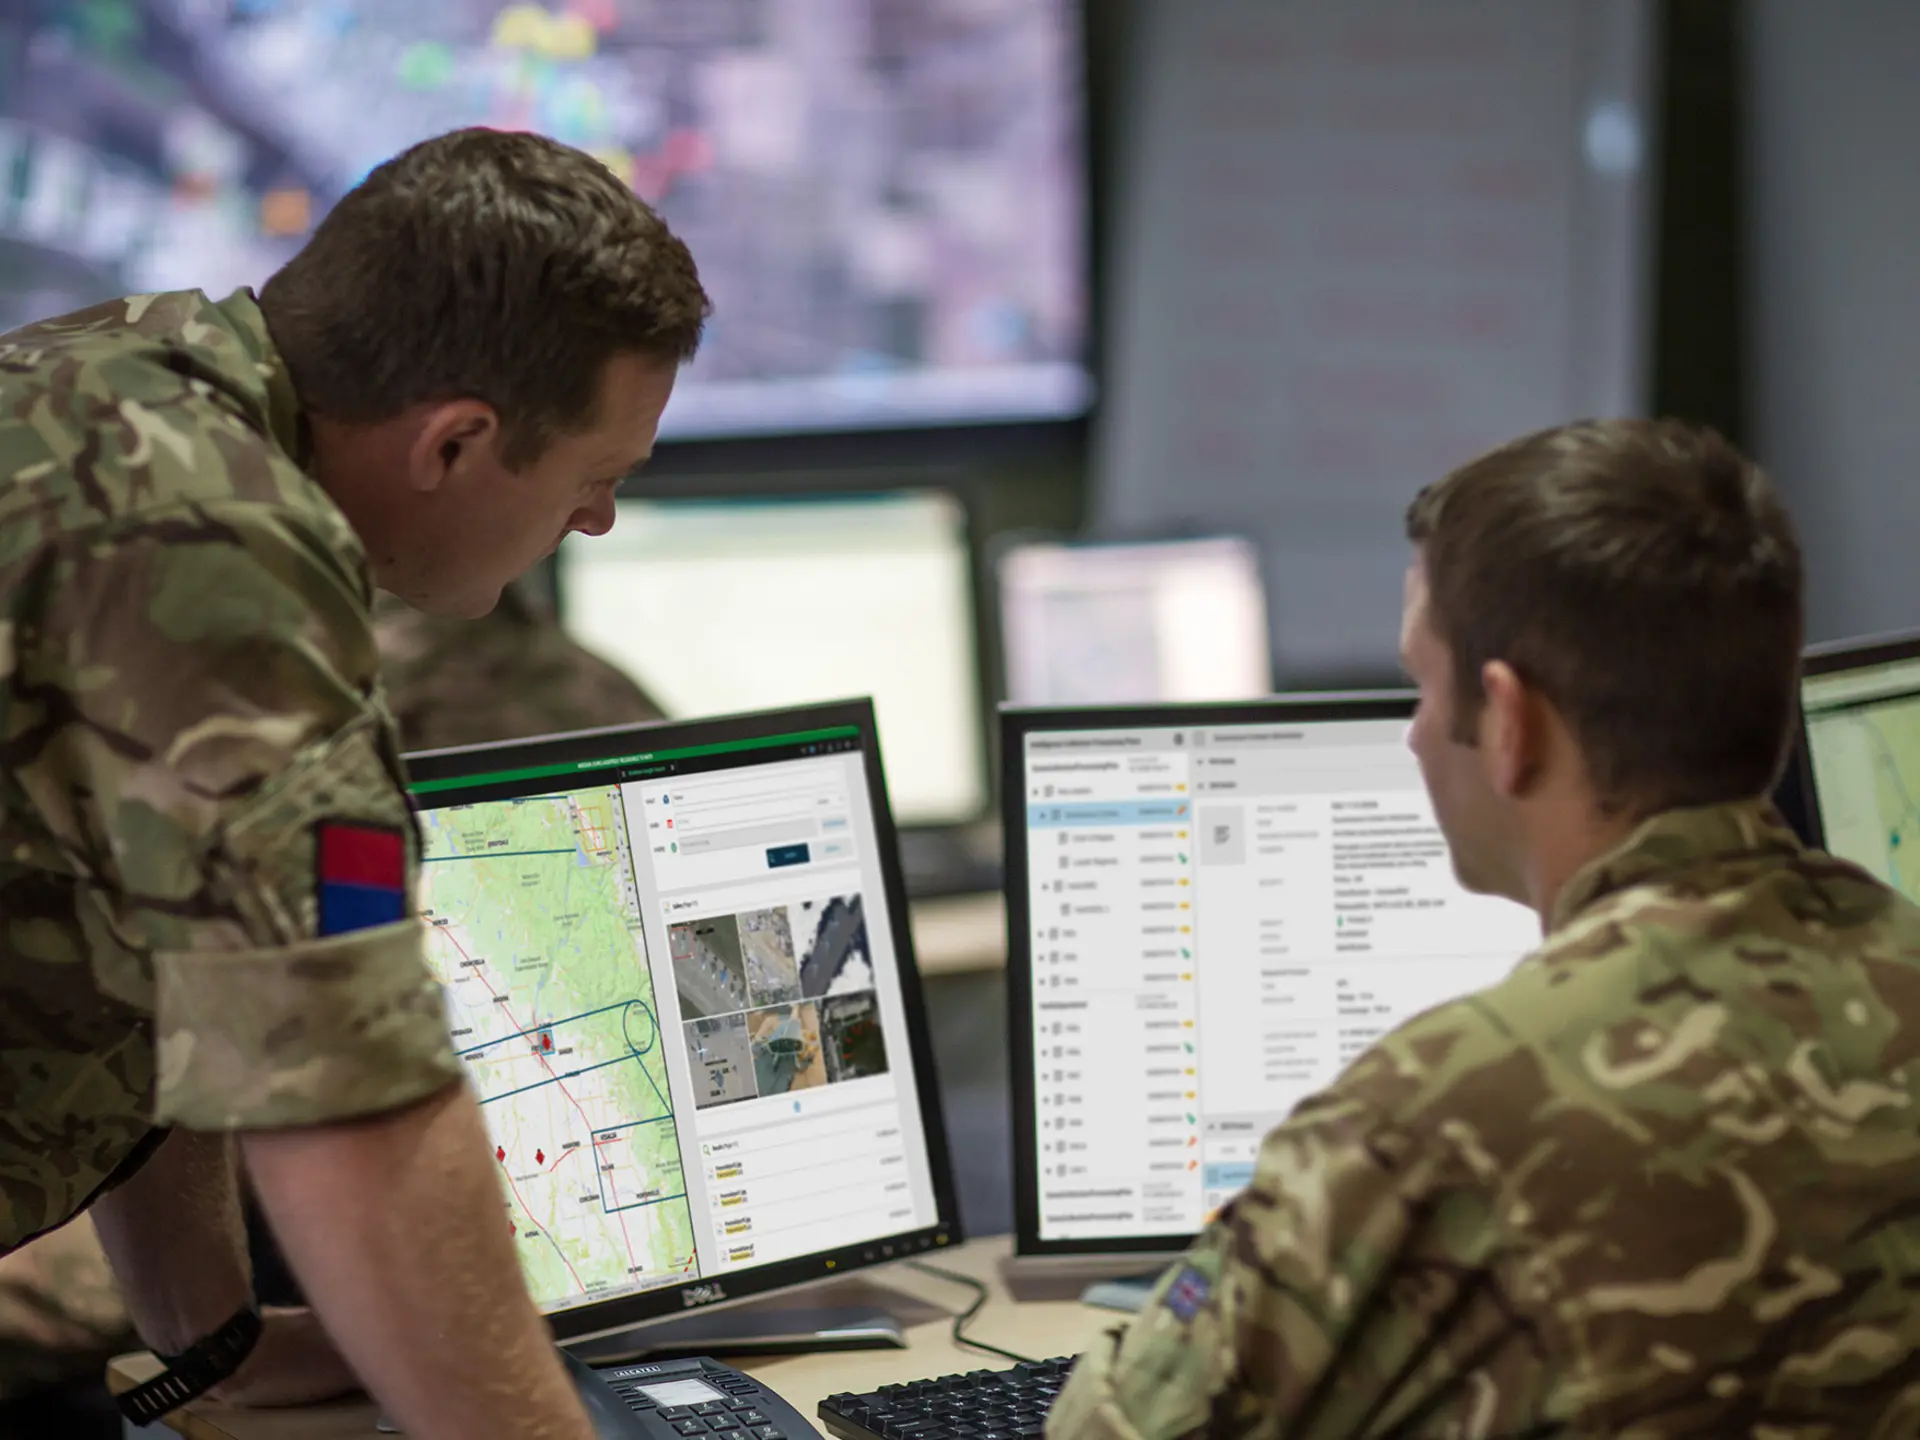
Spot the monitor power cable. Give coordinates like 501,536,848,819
904,1260,1042,1366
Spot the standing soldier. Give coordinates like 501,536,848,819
0,126,708,1439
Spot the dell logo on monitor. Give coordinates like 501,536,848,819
682,1282,728,1309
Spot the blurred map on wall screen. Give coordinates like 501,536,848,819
0,0,1091,438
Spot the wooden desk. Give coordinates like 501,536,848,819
108,1236,1114,1439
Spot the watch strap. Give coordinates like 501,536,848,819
116,1301,263,1425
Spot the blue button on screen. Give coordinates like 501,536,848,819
766,843,812,869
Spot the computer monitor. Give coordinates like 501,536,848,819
1002,695,1540,1255
558,491,988,831
0,0,1090,441
994,535,1272,706
401,699,959,1344
1787,629,1920,902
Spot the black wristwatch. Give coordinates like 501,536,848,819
115,1301,264,1425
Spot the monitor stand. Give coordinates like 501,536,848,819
567,1296,909,1364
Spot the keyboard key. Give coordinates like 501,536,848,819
696,1403,730,1416
672,1422,705,1437
727,1399,757,1412
739,1411,768,1426
661,1408,694,1421
749,1430,783,1440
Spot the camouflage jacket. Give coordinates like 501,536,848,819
373,574,662,755
1050,800,1920,1439
0,290,461,1253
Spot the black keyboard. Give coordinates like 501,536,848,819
818,1357,1077,1440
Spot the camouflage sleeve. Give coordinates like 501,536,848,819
15,498,463,1132
1046,1088,1538,1440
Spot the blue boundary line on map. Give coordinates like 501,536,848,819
483,1055,633,1105
422,849,579,862
459,1004,633,1059
590,1118,684,1213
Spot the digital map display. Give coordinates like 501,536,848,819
0,0,1090,436
1806,671,1920,903
417,785,695,1313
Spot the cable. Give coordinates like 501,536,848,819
905,1260,1042,1366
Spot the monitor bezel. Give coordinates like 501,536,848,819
1780,628,1920,851
555,484,998,834
402,697,965,1341
1002,690,1425,1259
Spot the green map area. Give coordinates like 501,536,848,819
416,787,697,1312
1808,696,1920,903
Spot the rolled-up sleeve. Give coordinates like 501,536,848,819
17,496,463,1131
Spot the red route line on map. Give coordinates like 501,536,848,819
500,1166,588,1295
439,920,642,1275
440,928,599,1135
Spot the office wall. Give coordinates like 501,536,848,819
1092,0,1655,683
1747,0,1920,643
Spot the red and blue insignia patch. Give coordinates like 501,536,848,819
315,822,407,936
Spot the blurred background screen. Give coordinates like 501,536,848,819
0,0,1092,441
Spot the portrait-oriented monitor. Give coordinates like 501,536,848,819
994,534,1272,706
1790,629,1920,903
557,490,988,830
401,699,959,1342
0,0,1091,439
1002,695,1540,1255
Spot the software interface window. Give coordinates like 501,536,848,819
1803,654,1920,903
560,493,986,829
997,538,1272,706
410,728,938,1317
1021,719,1539,1241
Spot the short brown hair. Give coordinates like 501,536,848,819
259,128,710,468
1405,418,1804,815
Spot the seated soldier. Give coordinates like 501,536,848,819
1049,418,1920,1438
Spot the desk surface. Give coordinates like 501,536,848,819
107,1236,1113,1439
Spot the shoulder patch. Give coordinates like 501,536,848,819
316,822,407,935
1162,1263,1213,1322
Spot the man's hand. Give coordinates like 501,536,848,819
242,1079,597,1440
87,1130,355,1411
88,1128,251,1358
212,1306,359,1409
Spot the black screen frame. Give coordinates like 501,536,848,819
1779,628,1920,852
402,698,964,1341
1003,690,1423,1259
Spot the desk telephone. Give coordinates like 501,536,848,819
374,1352,822,1438
567,1352,823,1440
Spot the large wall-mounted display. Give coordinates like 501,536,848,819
0,0,1092,440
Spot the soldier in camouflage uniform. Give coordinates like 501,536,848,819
0,128,707,1439
1049,419,1920,1438
372,572,663,753
0,572,661,1411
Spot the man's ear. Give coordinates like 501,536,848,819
1478,659,1542,798
406,400,500,494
